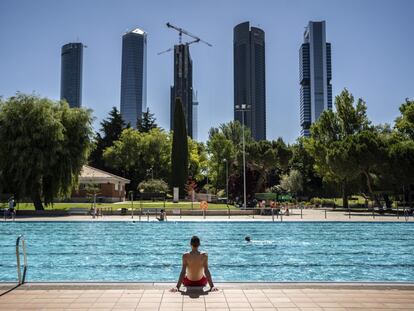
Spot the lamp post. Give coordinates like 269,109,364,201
235,104,250,209
206,169,209,201
130,191,134,219
93,193,97,219
223,158,229,205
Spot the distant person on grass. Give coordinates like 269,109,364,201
171,236,217,292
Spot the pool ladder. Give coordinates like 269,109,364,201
16,235,27,285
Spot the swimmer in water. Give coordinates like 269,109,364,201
245,236,251,242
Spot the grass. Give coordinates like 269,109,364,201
10,195,400,211
12,201,236,211
312,195,405,209
332,196,369,205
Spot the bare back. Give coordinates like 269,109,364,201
183,251,207,281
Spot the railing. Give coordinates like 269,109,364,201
16,235,27,285
89,204,412,222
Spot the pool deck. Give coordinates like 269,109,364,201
3,211,413,310
5,208,414,222
1,283,414,310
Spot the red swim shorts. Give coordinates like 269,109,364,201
183,276,208,287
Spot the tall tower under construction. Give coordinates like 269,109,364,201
170,44,193,138
163,23,211,139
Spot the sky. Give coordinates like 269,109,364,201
0,0,413,143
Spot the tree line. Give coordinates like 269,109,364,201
0,90,413,210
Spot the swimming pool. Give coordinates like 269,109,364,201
1,221,413,282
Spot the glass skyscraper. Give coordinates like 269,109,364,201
120,28,147,128
60,43,83,108
170,44,193,138
299,21,332,137
233,21,266,141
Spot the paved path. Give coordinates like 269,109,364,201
1,284,414,310
7,208,413,222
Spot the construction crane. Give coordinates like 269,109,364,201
158,22,212,55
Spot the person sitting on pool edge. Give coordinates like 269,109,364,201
157,209,167,221
171,236,217,292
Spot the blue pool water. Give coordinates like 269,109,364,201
1,221,413,282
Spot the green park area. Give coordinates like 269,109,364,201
0,90,413,211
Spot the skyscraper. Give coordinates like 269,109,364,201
120,28,147,128
299,21,332,137
170,44,193,138
192,91,199,141
60,43,83,108
233,21,266,141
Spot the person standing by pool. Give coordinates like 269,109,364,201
171,236,217,292
8,196,16,220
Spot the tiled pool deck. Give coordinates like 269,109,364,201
1,284,414,310
3,212,413,310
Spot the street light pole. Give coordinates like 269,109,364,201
223,159,229,205
206,172,209,196
235,104,250,209
241,110,247,209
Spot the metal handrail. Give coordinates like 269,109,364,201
16,235,27,285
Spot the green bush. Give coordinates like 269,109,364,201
310,197,321,207
321,199,335,207
138,179,169,194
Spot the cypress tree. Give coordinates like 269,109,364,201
171,98,188,198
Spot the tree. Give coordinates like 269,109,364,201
228,166,260,201
137,108,158,133
305,89,370,208
246,139,291,193
185,178,198,200
218,121,253,146
395,99,414,139
289,138,324,198
188,139,208,182
137,179,169,193
206,121,293,198
0,93,93,210
391,99,414,206
207,129,236,190
280,170,303,196
345,129,387,207
388,138,414,206
171,98,188,198
103,127,171,192
206,121,251,193
89,107,126,172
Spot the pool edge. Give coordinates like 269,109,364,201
2,281,414,291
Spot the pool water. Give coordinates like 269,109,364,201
1,221,413,282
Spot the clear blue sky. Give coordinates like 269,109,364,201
1,0,413,143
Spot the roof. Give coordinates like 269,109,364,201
129,28,146,35
79,165,130,184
